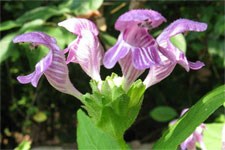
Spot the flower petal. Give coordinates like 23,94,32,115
180,135,195,150
123,26,155,47
64,38,81,64
157,19,207,44
119,51,144,88
13,32,57,49
115,9,166,31
143,60,176,88
132,44,162,70
103,34,129,69
45,51,69,91
188,61,205,70
17,72,36,85
156,19,207,71
14,32,81,98
73,30,104,81
58,18,99,36
59,18,103,81
14,33,54,87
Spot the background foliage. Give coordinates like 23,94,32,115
1,0,224,149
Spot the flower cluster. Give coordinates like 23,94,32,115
13,8,209,150
14,9,207,97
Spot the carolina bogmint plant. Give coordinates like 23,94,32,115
14,9,225,149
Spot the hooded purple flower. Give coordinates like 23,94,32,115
103,9,166,70
13,32,82,99
170,109,206,150
58,18,104,81
103,9,167,87
143,19,207,88
103,9,207,88
156,19,207,71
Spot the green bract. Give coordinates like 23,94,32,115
79,73,146,148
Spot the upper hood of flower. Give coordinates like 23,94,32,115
157,19,207,47
58,18,99,36
156,19,207,71
115,9,166,32
13,32,82,99
58,18,104,81
13,31,58,50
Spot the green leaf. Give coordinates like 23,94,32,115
0,20,21,31
153,85,225,149
60,0,103,15
150,106,178,122
203,123,224,150
170,33,186,53
99,32,117,47
77,109,121,149
33,111,47,123
0,6,64,31
0,33,18,63
16,6,62,24
14,140,31,150
19,19,45,33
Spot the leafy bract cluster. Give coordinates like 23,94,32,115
81,73,145,139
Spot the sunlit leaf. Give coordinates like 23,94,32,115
204,123,224,150
214,114,225,123
14,140,31,150
170,33,186,53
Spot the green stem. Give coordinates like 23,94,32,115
117,137,129,150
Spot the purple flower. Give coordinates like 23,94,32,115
119,51,145,88
103,9,166,70
156,19,207,71
143,60,176,87
181,123,206,150
58,18,104,81
13,32,82,99
143,19,207,88
103,9,166,87
170,109,207,150
103,9,207,88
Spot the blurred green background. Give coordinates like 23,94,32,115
1,0,224,149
